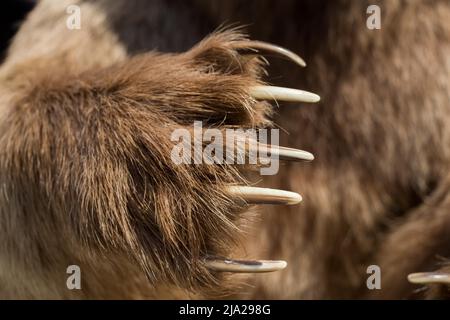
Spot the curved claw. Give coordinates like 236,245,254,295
227,186,302,205
233,135,314,162
276,146,314,161
255,144,314,162
206,258,287,273
235,40,306,67
250,85,320,103
408,272,450,285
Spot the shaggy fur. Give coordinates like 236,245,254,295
0,0,449,299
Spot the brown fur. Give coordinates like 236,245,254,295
0,0,449,299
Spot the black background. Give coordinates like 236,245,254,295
0,300,444,318
0,0,35,60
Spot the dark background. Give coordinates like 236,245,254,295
0,0,35,60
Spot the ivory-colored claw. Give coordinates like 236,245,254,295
276,146,314,161
236,137,314,162
235,40,306,67
254,144,314,162
407,272,450,285
250,85,320,103
227,186,302,205
206,258,287,273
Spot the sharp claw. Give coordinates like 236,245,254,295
255,144,314,162
234,136,314,162
250,85,320,103
236,40,306,67
408,272,450,285
227,186,302,205
276,146,314,161
206,258,287,273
